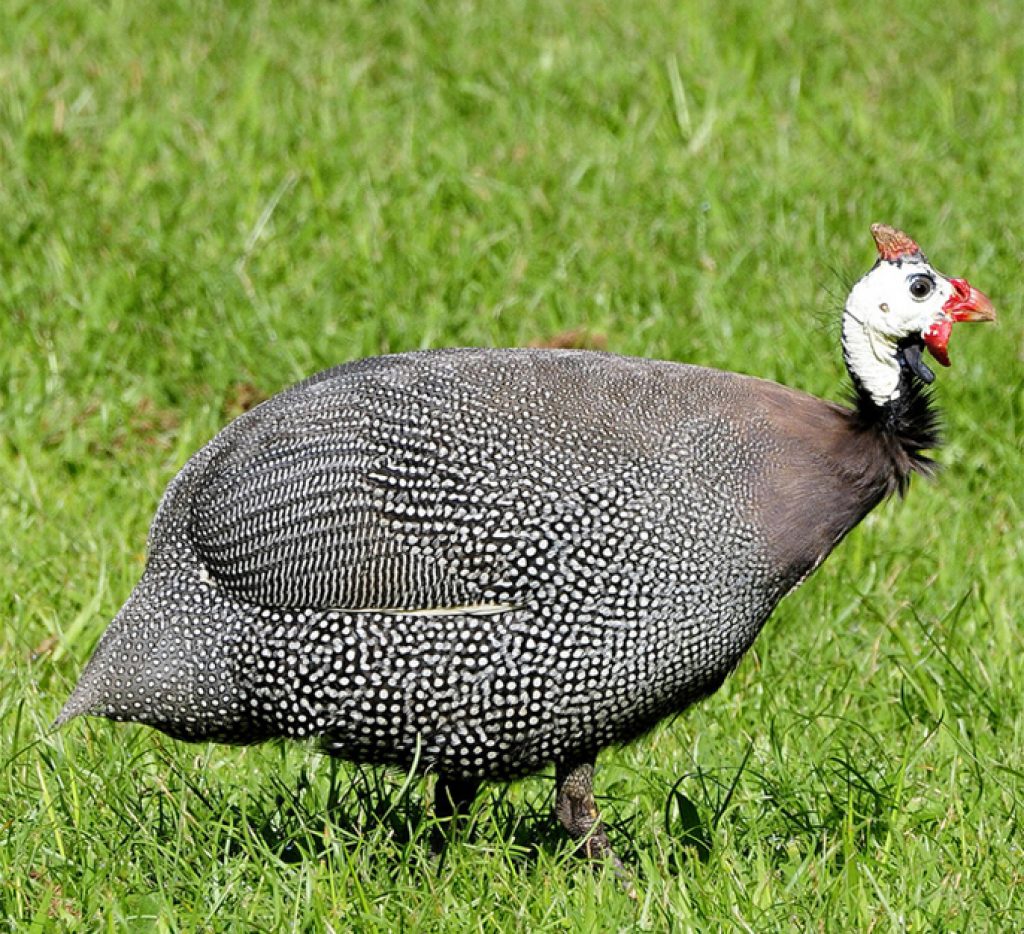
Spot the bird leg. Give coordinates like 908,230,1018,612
555,760,633,891
430,773,480,853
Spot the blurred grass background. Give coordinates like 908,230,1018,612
2,0,1022,929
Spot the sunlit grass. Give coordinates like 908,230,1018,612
2,0,1022,929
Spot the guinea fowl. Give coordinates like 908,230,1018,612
58,225,994,871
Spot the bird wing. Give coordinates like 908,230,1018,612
177,349,787,615
184,353,612,612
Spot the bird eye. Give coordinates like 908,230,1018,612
908,274,935,301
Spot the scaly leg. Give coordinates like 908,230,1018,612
555,760,634,893
431,773,481,853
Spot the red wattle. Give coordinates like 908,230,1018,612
923,318,952,367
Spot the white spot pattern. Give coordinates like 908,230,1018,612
63,349,800,781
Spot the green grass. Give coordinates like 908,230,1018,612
2,0,1023,929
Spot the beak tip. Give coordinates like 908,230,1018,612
947,284,996,323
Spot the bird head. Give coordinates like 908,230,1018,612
841,224,995,408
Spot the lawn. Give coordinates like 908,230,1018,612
2,0,1023,929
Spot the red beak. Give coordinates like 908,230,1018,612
943,277,996,322
923,277,996,367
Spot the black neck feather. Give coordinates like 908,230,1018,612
848,367,943,496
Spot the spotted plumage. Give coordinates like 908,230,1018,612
63,353,790,768
58,226,994,868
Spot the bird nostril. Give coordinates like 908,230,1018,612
950,277,971,300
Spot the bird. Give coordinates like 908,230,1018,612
57,224,994,873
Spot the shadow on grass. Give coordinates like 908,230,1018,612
118,739,653,882
35,716,929,889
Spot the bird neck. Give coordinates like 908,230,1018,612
842,353,942,497
850,367,915,433
840,303,942,493
841,310,903,410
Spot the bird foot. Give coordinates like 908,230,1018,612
556,761,637,898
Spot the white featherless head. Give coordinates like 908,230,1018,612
841,224,994,408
